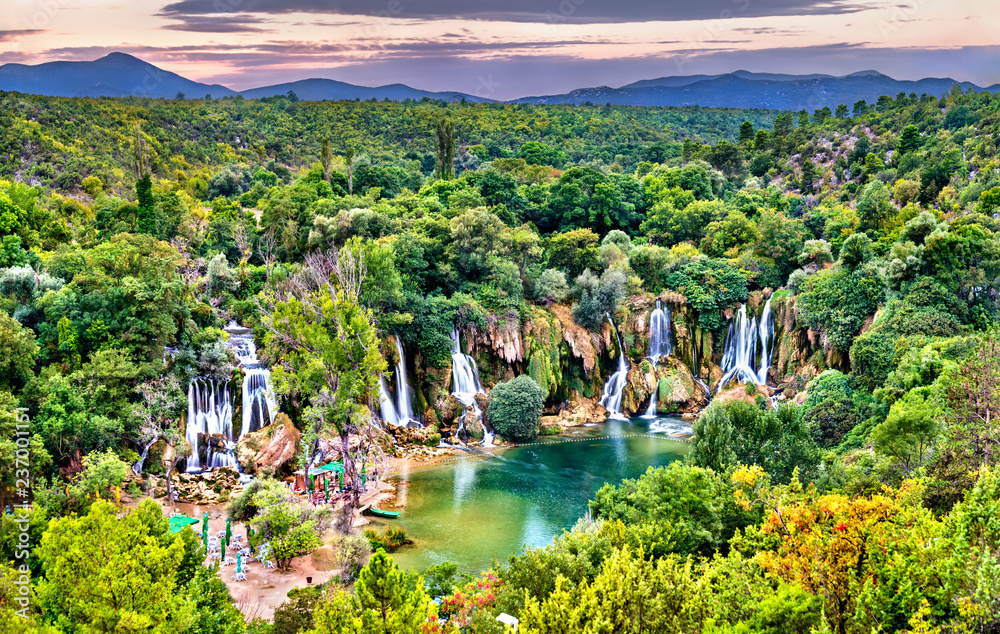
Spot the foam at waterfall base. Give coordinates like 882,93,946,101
646,418,693,437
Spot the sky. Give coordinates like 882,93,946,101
0,0,998,100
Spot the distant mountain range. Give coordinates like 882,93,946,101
514,70,1000,110
2,53,997,111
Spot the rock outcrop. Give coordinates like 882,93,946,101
171,467,242,505
236,413,301,477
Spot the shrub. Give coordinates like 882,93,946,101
801,370,859,447
363,525,411,552
571,268,627,331
487,375,545,441
535,268,570,304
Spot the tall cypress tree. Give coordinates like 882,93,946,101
136,174,155,235
434,118,455,180
130,122,155,235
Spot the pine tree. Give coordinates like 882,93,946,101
738,121,755,146
354,550,433,634
321,138,334,182
800,158,818,194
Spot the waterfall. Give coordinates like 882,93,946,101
132,438,157,475
241,367,277,440
182,323,279,472
641,387,658,419
394,337,416,424
185,378,234,471
450,329,493,445
378,375,401,426
450,329,484,409
599,313,629,420
647,300,673,363
757,297,774,384
717,297,775,393
227,325,278,440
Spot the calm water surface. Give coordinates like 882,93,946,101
375,416,690,574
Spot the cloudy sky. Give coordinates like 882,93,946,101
1,0,997,99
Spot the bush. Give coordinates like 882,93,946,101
801,370,859,447
487,375,545,441
363,525,411,552
572,268,627,331
535,268,570,304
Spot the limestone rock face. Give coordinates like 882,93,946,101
550,304,604,376
471,319,524,364
171,467,242,505
236,413,301,477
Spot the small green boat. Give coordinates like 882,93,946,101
367,508,401,519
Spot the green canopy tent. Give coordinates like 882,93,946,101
316,462,343,493
169,515,200,534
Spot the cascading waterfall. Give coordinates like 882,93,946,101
599,313,629,420
184,323,279,472
641,389,658,419
132,438,157,475
450,329,493,445
228,324,278,441
376,338,417,427
641,300,673,418
757,297,774,384
647,300,673,363
717,297,774,393
241,367,277,439
393,337,416,424
378,375,401,426
185,378,236,471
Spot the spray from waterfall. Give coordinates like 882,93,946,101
599,313,629,420
717,297,774,393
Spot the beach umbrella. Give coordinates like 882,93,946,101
202,529,207,553
308,473,314,493
339,469,344,490
222,536,228,554
202,513,209,537
225,518,232,544
236,552,242,574
324,476,329,503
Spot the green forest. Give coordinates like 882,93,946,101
3,83,1000,633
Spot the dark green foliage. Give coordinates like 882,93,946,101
571,269,626,331
688,403,735,472
802,370,860,447
272,586,321,634
187,564,247,634
797,263,884,350
434,118,456,180
590,461,755,557
664,259,748,331
486,375,544,441
726,401,821,484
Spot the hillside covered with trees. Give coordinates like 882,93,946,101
3,84,1000,632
